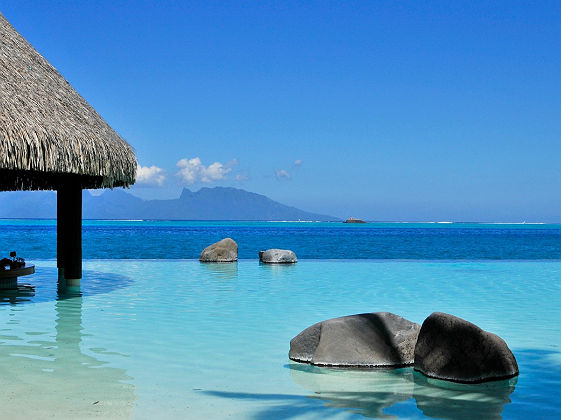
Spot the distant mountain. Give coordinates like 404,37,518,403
0,191,57,219
0,187,339,221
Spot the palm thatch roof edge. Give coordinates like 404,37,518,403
0,11,137,190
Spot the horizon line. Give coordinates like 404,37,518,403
0,218,558,225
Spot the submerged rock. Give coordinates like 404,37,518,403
259,249,297,264
199,238,238,262
290,312,421,367
414,312,519,383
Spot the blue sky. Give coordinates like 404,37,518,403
1,1,560,221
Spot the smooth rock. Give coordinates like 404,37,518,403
414,312,519,383
290,312,421,367
259,249,297,264
199,238,238,262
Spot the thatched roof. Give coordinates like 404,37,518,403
0,12,136,190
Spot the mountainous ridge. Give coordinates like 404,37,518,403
0,187,339,221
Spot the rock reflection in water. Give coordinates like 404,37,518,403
289,362,414,418
259,261,298,279
288,362,516,418
413,373,517,419
200,262,238,279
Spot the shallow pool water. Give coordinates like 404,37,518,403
1,259,560,419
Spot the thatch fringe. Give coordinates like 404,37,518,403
0,169,130,191
0,12,136,190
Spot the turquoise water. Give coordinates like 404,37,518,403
1,259,560,418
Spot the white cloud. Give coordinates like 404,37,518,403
275,169,291,180
176,157,235,184
235,174,249,181
293,159,302,166
136,164,166,186
87,189,104,196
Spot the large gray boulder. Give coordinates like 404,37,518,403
199,238,238,262
414,312,519,383
290,312,421,367
259,249,297,264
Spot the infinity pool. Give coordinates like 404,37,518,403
1,260,560,418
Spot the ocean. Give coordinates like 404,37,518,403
1,220,560,419
2,219,561,260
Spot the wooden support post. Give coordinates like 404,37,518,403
57,180,82,286
57,186,66,280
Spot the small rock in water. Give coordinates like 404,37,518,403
199,238,238,262
414,312,519,383
290,312,421,367
259,249,297,264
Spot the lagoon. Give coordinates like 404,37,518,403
1,258,560,418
